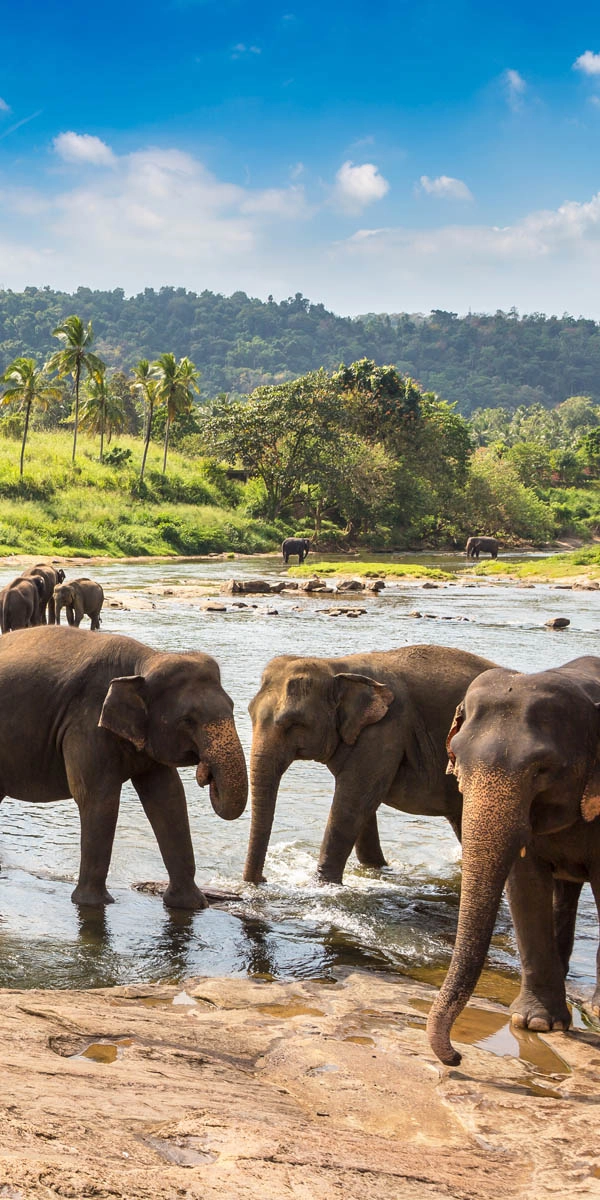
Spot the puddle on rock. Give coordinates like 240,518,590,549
408,964,519,1008
409,998,571,1076
72,1037,134,1064
307,1063,339,1075
144,1135,217,1167
256,1002,324,1018
343,1035,375,1046
522,1077,564,1100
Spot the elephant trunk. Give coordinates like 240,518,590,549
195,717,248,821
427,770,527,1066
243,738,290,883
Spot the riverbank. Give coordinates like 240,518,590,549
2,970,599,1199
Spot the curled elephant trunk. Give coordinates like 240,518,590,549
427,774,526,1066
243,741,290,883
195,717,248,821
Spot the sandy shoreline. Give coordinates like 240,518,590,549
0,969,598,1199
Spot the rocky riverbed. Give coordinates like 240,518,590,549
2,970,600,1200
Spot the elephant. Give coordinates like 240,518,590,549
244,644,496,886
0,626,248,909
282,537,311,564
465,536,499,559
427,657,600,1066
53,578,104,630
22,563,66,624
0,574,45,633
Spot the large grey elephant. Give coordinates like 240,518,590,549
22,563,65,624
53,578,104,630
282,537,311,564
0,575,45,633
427,657,600,1066
244,645,496,885
0,626,248,909
465,536,499,559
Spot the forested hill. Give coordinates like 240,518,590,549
3,286,600,412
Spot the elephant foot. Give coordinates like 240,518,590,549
72,883,115,906
316,868,343,886
162,882,209,911
510,988,571,1032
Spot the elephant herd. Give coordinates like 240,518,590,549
0,563,104,633
0,614,598,1069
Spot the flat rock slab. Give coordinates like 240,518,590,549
0,970,598,1199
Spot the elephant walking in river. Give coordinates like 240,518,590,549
465,535,499,559
282,537,311,564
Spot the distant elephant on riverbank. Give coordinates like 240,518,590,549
282,537,311,564
243,644,496,885
54,578,104,630
0,575,45,633
428,657,600,1066
22,563,65,624
465,536,499,559
0,626,248,908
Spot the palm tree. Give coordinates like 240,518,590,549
46,315,105,462
80,369,125,460
132,359,159,482
2,357,61,476
153,353,200,474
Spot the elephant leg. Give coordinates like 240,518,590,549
590,874,600,1015
553,878,583,977
72,789,121,905
318,759,397,884
132,765,208,910
506,852,570,1031
354,812,387,868
47,596,56,624
90,609,101,631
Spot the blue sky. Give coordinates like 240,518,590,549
2,0,600,315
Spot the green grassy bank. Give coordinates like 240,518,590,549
0,431,285,557
289,561,452,580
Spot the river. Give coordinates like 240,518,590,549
0,552,596,1008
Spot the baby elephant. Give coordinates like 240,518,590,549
54,578,104,630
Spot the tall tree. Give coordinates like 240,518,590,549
132,359,158,481
80,369,125,460
153,353,200,473
1,357,61,476
46,315,105,462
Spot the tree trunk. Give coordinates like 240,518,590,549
20,398,31,478
100,398,105,462
426,781,526,1065
140,400,153,481
72,361,81,463
162,411,171,474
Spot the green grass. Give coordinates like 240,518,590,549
289,561,453,580
470,548,600,580
0,430,284,556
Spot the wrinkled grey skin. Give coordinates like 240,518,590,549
282,537,311,564
22,563,65,624
54,578,104,630
428,657,600,1067
244,644,496,886
465,536,499,559
0,575,45,633
0,626,248,909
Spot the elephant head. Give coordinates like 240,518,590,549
244,655,393,883
53,583,74,617
99,653,248,820
427,663,600,1066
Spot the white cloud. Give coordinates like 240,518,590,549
53,132,116,167
231,43,261,58
332,160,389,214
419,175,473,201
503,68,526,112
0,98,10,114
574,50,600,76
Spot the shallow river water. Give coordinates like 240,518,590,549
0,552,597,1006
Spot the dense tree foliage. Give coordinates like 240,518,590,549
4,288,600,411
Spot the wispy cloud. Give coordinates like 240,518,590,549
332,160,389,214
0,98,10,115
53,132,116,167
419,175,473,201
503,68,526,112
573,50,600,76
231,43,261,59
0,110,42,141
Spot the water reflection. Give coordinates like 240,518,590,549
0,553,595,995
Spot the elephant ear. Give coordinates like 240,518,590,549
581,702,600,822
445,701,465,775
334,673,394,746
98,675,148,750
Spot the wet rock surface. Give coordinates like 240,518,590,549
0,971,599,1199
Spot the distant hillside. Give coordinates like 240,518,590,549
2,287,600,412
